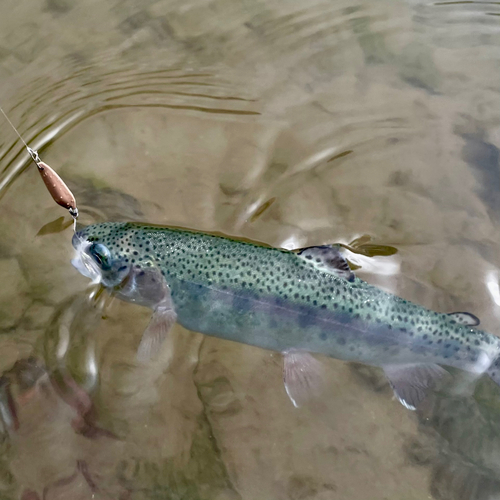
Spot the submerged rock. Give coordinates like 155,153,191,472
0,258,28,330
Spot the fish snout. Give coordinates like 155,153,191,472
72,230,85,249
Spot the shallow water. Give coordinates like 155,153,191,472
0,0,499,498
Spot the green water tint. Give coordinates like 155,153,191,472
0,0,499,497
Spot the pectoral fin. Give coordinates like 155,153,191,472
283,350,324,408
137,294,177,362
383,363,448,410
296,245,354,281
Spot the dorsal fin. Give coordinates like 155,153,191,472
447,312,480,327
296,245,354,281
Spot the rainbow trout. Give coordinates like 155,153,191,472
71,222,500,410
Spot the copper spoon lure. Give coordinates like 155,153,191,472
0,106,79,226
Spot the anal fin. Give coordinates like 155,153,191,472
283,350,324,408
383,363,448,410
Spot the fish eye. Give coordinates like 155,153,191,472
88,243,112,271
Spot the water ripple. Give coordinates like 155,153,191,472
0,65,260,196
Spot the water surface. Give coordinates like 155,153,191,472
0,0,499,499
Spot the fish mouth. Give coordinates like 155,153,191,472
71,235,102,284
70,231,130,288
72,230,85,250
71,254,101,282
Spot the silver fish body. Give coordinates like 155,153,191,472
72,222,500,409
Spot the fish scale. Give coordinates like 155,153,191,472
72,221,500,409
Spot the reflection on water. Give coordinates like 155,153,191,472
0,0,499,498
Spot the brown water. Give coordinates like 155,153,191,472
0,0,500,498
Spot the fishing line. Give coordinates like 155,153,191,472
0,106,29,149
0,104,79,229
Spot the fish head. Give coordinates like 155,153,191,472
71,223,131,288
